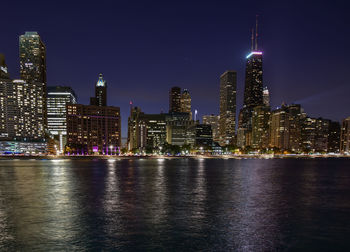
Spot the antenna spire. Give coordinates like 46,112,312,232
251,28,254,51
255,15,259,50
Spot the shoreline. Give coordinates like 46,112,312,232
0,154,349,160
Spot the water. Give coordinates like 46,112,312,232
0,158,350,251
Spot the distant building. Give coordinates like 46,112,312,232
340,117,350,154
19,31,46,84
202,114,220,143
328,121,341,153
127,107,167,151
47,86,77,153
219,70,237,146
286,104,305,152
90,73,107,106
301,117,316,152
269,105,290,151
180,89,192,119
251,105,270,150
169,86,181,113
314,118,330,153
195,124,213,147
66,104,121,154
166,112,195,146
263,86,270,106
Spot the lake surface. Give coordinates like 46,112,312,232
0,158,350,251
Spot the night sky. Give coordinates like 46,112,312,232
2,0,349,138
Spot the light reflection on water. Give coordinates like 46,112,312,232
0,158,350,250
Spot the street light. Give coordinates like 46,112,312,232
109,145,113,155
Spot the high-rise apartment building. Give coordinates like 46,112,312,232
169,86,181,113
180,89,192,119
202,114,220,143
340,117,350,154
219,70,237,146
47,86,77,153
251,105,270,149
0,79,46,142
90,73,107,106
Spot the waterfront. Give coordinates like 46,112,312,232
0,159,350,250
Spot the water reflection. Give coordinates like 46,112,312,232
0,158,349,250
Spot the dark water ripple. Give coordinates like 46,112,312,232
0,158,350,251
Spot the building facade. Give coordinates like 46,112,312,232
328,121,341,153
47,86,77,153
180,89,192,119
219,70,237,146
340,117,350,154
19,32,46,84
269,106,290,151
127,107,167,152
195,124,213,147
251,105,270,150
169,86,181,113
202,114,220,143
66,104,121,154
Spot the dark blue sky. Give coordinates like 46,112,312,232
2,0,350,138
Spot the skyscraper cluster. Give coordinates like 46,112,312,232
0,32,121,155
1,27,350,156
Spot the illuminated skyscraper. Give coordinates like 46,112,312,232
219,70,237,146
180,89,192,119
90,73,107,106
169,86,181,113
19,32,46,84
47,86,77,153
0,79,46,142
238,18,264,148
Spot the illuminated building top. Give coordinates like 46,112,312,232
246,51,263,59
96,73,106,87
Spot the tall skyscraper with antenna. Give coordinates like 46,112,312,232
238,16,264,147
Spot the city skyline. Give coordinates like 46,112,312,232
1,1,350,138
